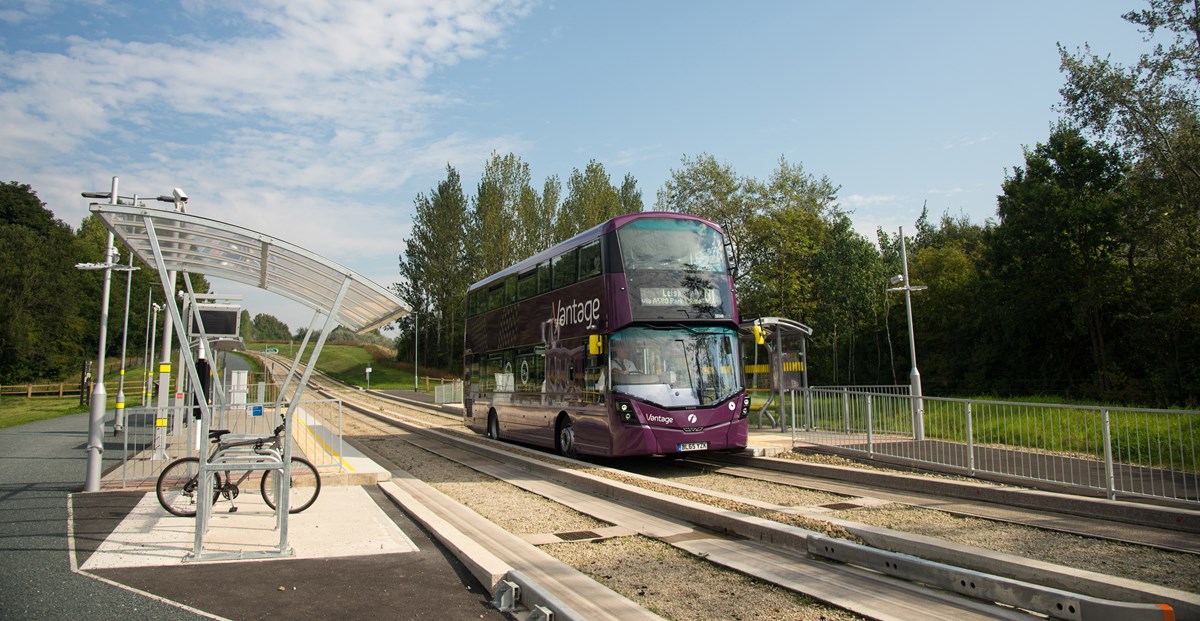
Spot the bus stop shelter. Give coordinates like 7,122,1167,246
89,201,407,560
741,316,813,434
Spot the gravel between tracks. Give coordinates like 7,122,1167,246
349,422,860,620
339,399,1198,618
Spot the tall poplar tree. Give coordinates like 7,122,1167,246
399,165,470,369
554,160,629,241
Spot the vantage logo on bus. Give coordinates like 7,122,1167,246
553,297,602,330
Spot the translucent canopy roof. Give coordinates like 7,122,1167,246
90,203,407,334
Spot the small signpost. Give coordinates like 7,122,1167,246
366,366,372,391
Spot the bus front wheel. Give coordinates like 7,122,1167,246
487,411,500,440
556,415,577,458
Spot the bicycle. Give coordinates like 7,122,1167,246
155,422,321,517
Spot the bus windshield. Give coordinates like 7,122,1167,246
609,326,742,408
617,218,728,273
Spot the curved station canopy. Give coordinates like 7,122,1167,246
90,203,407,334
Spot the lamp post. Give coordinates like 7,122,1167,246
886,226,928,441
78,177,120,492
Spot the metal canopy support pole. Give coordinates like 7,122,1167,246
274,275,353,545
142,218,224,556
774,325,785,432
153,275,179,459
114,251,136,434
276,313,321,411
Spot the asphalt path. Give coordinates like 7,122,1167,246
0,412,205,620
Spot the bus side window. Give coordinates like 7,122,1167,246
517,269,536,300
489,284,504,311
579,240,601,279
505,275,517,305
553,247,579,289
537,261,552,294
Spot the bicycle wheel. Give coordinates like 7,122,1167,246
156,457,222,517
260,456,321,513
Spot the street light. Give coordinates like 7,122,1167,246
77,177,120,492
81,179,185,484
886,226,928,441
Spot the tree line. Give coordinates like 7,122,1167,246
0,186,318,385
397,1,1198,406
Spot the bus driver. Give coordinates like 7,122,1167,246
611,339,638,377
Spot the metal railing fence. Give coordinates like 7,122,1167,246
795,388,1199,504
107,396,344,487
434,380,464,405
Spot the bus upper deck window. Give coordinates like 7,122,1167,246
537,261,551,294
552,247,579,289
579,241,601,279
518,270,537,300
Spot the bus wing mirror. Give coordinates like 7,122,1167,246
752,325,765,346
589,334,604,356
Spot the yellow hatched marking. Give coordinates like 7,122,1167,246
294,414,355,473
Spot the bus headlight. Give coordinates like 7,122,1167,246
740,398,750,419
616,400,637,424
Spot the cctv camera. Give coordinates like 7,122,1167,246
172,188,188,202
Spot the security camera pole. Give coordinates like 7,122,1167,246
887,227,928,441
79,177,119,492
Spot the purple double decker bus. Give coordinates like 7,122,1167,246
463,212,750,458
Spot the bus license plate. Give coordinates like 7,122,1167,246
678,442,708,452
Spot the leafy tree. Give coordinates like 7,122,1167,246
0,182,89,382
901,209,993,394
1059,0,1200,211
554,160,629,241
252,313,292,341
514,174,558,258
619,173,644,214
656,153,754,283
467,153,534,278
989,126,1129,395
398,165,470,370
239,310,254,341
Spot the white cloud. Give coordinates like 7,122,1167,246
841,193,900,208
941,132,995,150
2,0,536,324
4,2,533,245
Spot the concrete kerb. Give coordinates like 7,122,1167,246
409,426,1200,619
376,473,624,621
378,478,510,593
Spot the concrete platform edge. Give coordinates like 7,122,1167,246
378,479,511,594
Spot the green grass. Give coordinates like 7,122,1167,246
0,396,88,429
249,342,435,391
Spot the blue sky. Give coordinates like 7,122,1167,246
1,1,1147,332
